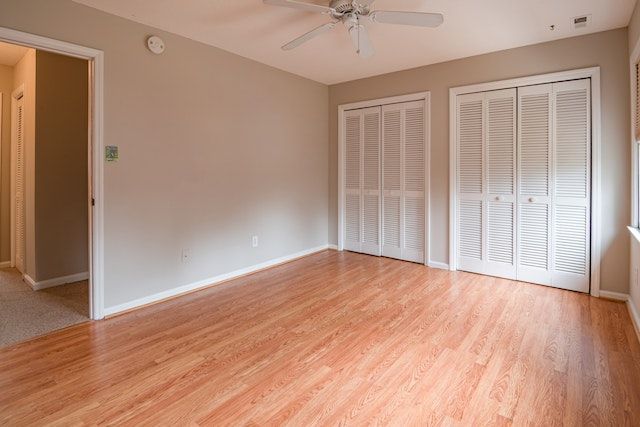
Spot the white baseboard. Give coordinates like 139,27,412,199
0,261,11,269
427,260,450,270
599,290,629,302
628,299,640,344
104,244,331,317
25,271,89,291
328,244,339,250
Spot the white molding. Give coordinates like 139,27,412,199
24,271,89,291
448,67,603,296
0,261,11,269
338,91,431,262
599,290,629,302
328,244,339,250
628,226,640,244
0,27,106,320
427,261,450,270
104,245,331,317
628,298,640,343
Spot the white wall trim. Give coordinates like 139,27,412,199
448,67,603,297
24,271,89,291
427,261,450,270
104,245,331,317
599,290,629,301
628,298,640,344
338,91,431,265
0,261,10,269
0,27,106,320
328,244,339,250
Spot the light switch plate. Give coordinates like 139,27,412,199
105,146,119,162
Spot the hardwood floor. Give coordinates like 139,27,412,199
1,250,639,425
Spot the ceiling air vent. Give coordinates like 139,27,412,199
572,15,592,30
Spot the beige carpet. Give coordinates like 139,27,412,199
0,268,89,348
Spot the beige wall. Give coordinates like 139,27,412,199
629,1,640,53
329,29,631,294
13,49,36,280
0,0,329,309
34,51,88,281
0,64,13,263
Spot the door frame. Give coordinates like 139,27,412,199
0,27,105,319
338,91,432,266
449,66,602,297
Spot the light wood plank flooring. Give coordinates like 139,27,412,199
1,250,639,425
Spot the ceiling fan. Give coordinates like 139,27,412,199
263,0,444,58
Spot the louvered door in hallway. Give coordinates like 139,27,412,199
455,79,591,293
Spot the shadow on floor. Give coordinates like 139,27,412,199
0,268,89,347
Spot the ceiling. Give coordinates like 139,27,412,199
0,41,29,67
72,0,636,84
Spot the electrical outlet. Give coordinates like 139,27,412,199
252,236,259,248
182,248,192,264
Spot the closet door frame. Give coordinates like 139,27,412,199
449,67,602,297
338,91,431,265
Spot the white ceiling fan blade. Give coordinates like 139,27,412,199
263,0,335,15
349,23,374,58
371,11,444,28
282,22,337,51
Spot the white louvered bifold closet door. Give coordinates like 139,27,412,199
551,79,591,292
517,84,554,286
456,92,485,274
516,80,591,292
343,107,382,256
15,99,26,274
485,89,517,279
382,101,426,263
456,89,517,278
361,107,382,256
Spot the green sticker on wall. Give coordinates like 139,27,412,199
105,146,119,162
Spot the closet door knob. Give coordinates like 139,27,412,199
529,197,536,203
495,196,503,202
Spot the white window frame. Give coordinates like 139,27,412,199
338,91,432,266
0,27,105,320
449,67,602,297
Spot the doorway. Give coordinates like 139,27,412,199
0,26,105,323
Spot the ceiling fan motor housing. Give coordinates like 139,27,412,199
330,0,358,15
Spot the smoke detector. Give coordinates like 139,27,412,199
572,15,592,30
